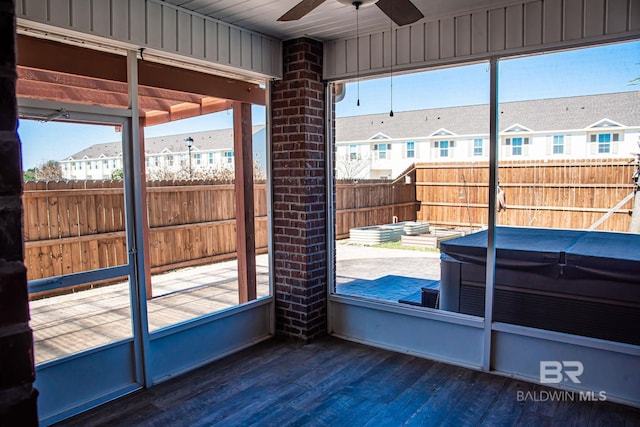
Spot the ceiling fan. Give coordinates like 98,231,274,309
278,0,424,27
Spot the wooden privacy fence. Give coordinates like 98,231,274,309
335,178,418,239
415,159,636,232
26,158,633,283
23,180,269,282
23,178,418,282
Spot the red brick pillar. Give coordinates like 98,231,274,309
0,1,39,424
271,38,328,342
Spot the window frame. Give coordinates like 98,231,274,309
553,135,564,154
473,138,483,156
406,141,415,158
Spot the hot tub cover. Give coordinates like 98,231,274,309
439,227,585,269
440,226,640,283
564,231,640,283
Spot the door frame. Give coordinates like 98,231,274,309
19,99,149,426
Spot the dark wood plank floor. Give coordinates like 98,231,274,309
56,336,640,427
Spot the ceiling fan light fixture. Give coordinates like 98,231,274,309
337,0,377,7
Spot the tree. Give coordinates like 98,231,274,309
24,160,63,181
111,168,124,180
39,160,63,179
23,168,37,181
144,158,266,182
335,153,370,179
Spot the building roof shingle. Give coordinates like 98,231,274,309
335,91,640,141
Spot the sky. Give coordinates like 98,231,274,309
18,40,640,170
335,40,640,117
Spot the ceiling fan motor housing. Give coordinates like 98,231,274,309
337,0,378,7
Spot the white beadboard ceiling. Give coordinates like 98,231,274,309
162,0,522,41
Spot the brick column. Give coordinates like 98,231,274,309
0,1,39,424
271,38,328,342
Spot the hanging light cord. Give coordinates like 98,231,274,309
389,7,394,117
356,2,361,107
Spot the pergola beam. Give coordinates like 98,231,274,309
17,68,235,126
17,79,129,109
18,67,222,105
17,35,267,106
142,99,233,127
139,61,266,106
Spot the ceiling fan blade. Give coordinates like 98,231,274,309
375,0,424,26
278,0,327,21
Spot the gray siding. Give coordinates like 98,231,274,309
324,0,640,80
17,0,282,80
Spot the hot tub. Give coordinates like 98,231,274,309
439,226,640,345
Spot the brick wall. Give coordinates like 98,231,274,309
0,1,38,424
271,38,328,341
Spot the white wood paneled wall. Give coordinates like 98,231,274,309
324,0,640,80
16,0,282,80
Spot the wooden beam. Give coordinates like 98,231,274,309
233,102,257,303
19,66,235,106
139,61,266,106
143,99,234,127
17,35,265,106
17,35,127,82
17,78,129,108
17,67,235,117
18,66,128,93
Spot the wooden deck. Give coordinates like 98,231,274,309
55,336,640,426
30,257,270,364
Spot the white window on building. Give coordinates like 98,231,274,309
79,162,83,170
195,153,202,165
512,138,523,156
112,159,117,168
374,143,391,160
225,151,234,164
104,159,109,168
440,140,448,157
154,156,159,167
349,144,357,160
209,152,214,164
63,164,67,171
434,140,454,157
473,138,483,156
406,141,415,158
553,135,564,154
168,155,174,166
590,133,619,154
72,162,76,170
505,137,530,156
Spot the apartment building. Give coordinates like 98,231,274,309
335,91,640,178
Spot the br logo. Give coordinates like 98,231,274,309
540,361,584,384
